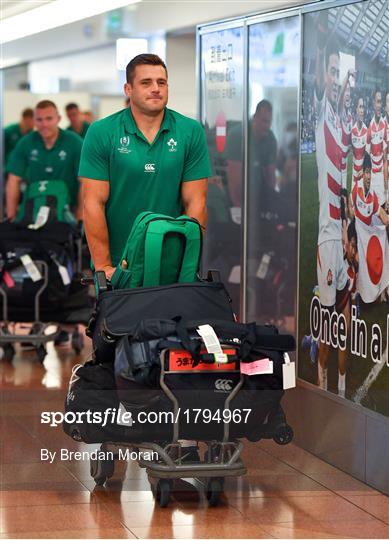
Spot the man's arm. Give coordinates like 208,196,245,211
81,178,115,278
75,180,83,221
226,160,242,207
5,174,22,220
181,179,208,231
378,206,389,227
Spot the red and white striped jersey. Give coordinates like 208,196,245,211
340,112,352,185
315,92,343,245
351,181,379,227
385,116,389,160
367,116,387,174
351,122,368,183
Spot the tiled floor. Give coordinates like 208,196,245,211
1,331,388,539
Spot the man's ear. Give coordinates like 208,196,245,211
124,82,132,97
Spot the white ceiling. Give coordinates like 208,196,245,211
0,0,49,19
1,0,316,67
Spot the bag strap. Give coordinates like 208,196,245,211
143,218,201,287
172,316,202,366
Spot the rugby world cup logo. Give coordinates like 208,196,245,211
118,135,131,153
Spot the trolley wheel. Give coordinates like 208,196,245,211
90,456,115,486
273,423,294,445
155,479,171,508
1,343,15,363
36,345,47,363
71,329,84,355
206,478,223,506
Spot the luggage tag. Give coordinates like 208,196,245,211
256,253,271,279
241,358,273,376
197,324,228,363
20,254,42,282
228,265,241,284
282,353,296,389
50,254,71,286
28,205,50,230
230,207,241,225
117,402,133,426
2,271,15,288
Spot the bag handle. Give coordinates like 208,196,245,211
143,219,201,287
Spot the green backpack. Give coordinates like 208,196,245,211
110,212,202,289
15,179,76,226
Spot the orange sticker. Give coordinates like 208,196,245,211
168,349,237,371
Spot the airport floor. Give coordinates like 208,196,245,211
1,328,389,539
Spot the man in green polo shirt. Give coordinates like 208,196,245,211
65,103,90,139
80,53,211,281
6,99,83,220
3,108,34,167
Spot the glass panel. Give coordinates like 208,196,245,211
200,27,244,315
246,16,300,335
298,0,389,416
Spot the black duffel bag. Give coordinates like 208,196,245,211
0,221,76,307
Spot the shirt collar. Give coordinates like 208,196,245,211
124,107,171,137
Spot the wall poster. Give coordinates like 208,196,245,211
298,0,389,415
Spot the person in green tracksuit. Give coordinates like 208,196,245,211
6,99,83,220
80,54,211,461
65,103,90,139
3,108,34,168
79,53,211,278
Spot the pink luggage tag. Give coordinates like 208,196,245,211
240,358,273,376
3,271,15,288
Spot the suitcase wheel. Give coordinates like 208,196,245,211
90,455,115,486
206,477,224,506
273,423,294,445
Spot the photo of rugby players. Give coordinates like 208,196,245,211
298,0,389,415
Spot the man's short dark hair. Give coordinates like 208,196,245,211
325,40,340,70
36,100,58,111
362,152,372,171
22,108,34,118
126,54,167,84
65,102,79,112
255,99,272,115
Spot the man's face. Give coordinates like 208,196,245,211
34,106,60,140
326,54,340,106
363,167,371,192
346,236,357,265
253,107,272,139
343,82,351,109
356,98,364,123
66,107,81,127
22,116,34,131
373,92,382,117
124,64,168,115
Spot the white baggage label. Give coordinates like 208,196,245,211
228,265,241,284
20,254,42,282
58,265,71,286
282,353,296,389
28,205,50,230
117,402,133,426
196,324,223,354
256,253,271,279
230,206,241,225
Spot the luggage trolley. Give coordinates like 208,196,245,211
89,345,247,507
0,223,88,363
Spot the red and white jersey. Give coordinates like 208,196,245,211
351,181,379,227
351,122,368,183
340,111,352,185
385,116,389,160
315,92,343,245
367,116,387,174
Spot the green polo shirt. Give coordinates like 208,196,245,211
7,129,83,207
79,107,211,266
4,123,32,166
67,121,90,139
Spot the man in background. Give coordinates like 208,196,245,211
3,108,34,168
65,102,90,139
367,90,387,206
